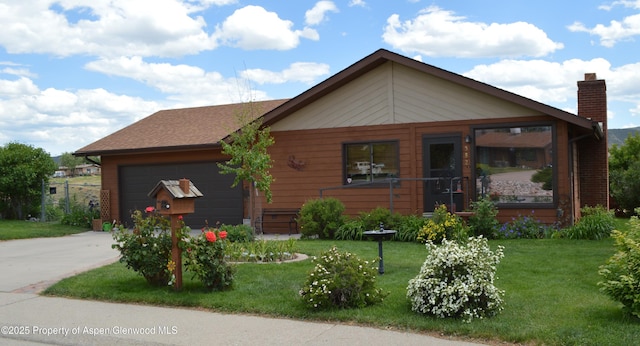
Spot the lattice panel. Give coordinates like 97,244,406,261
100,189,110,222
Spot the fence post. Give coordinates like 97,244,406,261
41,179,46,222
65,180,70,214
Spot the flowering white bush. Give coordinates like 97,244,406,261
407,237,505,322
299,246,388,309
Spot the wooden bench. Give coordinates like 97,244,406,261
455,211,475,222
259,208,300,235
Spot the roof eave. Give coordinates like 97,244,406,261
74,143,222,157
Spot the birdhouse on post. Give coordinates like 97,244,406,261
149,178,203,216
148,178,203,290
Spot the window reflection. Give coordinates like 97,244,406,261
475,126,553,204
344,141,398,184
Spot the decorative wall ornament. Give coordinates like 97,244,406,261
287,155,305,171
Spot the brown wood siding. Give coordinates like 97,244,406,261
265,114,572,225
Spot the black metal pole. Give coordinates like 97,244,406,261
377,240,384,274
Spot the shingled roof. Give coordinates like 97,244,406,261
76,49,601,157
74,99,289,156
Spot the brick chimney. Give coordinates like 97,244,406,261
577,73,608,209
179,178,190,194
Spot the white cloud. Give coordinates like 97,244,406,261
599,0,640,11
0,0,220,58
305,1,339,26
348,0,366,7
463,58,613,104
568,13,640,47
0,76,159,155
1,67,37,78
85,56,269,105
241,62,330,84
214,5,318,50
382,6,563,58
462,58,640,123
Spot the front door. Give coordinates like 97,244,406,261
423,135,462,213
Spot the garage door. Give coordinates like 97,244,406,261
119,162,242,228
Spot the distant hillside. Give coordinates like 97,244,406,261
609,127,640,147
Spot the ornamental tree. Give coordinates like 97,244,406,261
217,102,275,203
0,142,57,219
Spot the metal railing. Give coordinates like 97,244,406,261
319,176,468,213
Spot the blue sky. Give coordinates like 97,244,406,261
1,0,639,156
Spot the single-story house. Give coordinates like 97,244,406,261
75,49,608,232
57,163,102,177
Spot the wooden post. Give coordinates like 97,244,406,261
170,215,183,291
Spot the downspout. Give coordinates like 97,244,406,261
84,156,101,166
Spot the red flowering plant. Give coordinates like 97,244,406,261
183,221,235,291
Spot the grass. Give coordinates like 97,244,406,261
0,220,88,240
44,234,640,345
50,175,101,206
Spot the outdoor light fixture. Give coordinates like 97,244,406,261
465,135,472,143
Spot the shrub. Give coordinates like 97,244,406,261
225,238,297,262
183,226,235,291
416,204,468,244
497,212,552,239
219,223,254,243
467,197,500,239
406,237,505,322
298,197,346,239
336,210,424,242
395,214,428,242
598,214,640,318
299,246,388,309
531,166,553,190
564,205,615,240
61,196,100,228
358,207,403,231
335,218,366,240
111,210,174,286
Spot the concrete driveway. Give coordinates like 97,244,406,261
0,231,487,346
0,231,119,293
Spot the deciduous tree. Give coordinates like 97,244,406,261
217,102,275,229
0,142,57,219
59,152,85,177
609,132,640,214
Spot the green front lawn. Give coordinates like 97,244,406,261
44,237,640,345
0,220,88,240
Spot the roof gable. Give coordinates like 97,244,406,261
262,49,596,131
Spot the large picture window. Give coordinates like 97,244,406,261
474,125,554,205
344,141,399,184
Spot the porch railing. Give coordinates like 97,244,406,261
318,176,469,213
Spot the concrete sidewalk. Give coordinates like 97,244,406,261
0,293,484,346
0,231,486,346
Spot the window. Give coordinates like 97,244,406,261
344,141,399,184
474,125,554,205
